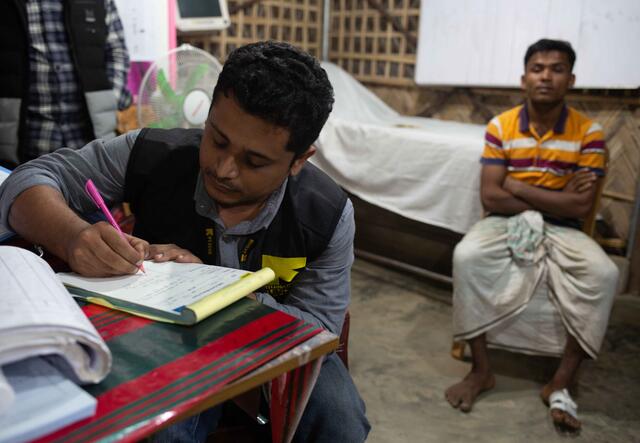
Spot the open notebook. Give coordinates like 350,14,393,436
58,261,276,325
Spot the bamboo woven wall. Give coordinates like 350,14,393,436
180,0,421,84
328,0,419,85
180,0,324,61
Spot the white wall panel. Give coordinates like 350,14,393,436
415,0,640,88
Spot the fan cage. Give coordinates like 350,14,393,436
137,44,223,128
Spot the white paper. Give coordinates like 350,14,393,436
0,246,111,383
114,0,170,61
0,369,14,417
415,0,640,88
58,260,250,314
0,357,96,443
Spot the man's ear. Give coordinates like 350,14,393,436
520,74,526,91
569,73,576,88
289,145,316,176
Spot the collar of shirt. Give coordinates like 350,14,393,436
519,102,569,135
193,172,288,236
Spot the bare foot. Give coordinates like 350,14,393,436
541,384,581,432
445,371,495,412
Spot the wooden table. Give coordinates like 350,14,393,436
33,298,338,443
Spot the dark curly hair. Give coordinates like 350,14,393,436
524,39,576,71
212,41,334,157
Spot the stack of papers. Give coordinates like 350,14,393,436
0,246,111,382
0,357,97,443
0,246,112,440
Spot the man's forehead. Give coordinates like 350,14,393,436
527,50,570,66
209,97,283,131
206,101,291,156
207,110,289,140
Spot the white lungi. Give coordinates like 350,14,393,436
452,214,618,359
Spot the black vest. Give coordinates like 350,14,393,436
124,128,348,301
0,0,110,165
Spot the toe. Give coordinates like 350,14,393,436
551,410,581,433
459,394,473,413
445,386,461,408
446,394,460,409
444,389,458,408
550,409,565,425
564,413,581,431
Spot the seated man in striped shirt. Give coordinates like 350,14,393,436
444,39,618,432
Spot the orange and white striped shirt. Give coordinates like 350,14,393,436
481,104,606,190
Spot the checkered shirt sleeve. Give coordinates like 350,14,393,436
105,0,132,110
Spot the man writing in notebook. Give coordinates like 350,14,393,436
0,41,370,443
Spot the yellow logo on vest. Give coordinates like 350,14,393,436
261,255,306,301
205,228,214,256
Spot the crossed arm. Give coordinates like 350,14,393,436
480,164,599,219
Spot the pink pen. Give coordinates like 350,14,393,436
85,179,146,274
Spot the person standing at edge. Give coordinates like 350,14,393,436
0,0,132,168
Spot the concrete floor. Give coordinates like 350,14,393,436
348,258,640,443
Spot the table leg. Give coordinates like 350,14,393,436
269,356,324,443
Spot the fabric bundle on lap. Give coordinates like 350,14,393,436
453,211,618,358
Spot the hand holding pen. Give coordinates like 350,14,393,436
85,179,146,274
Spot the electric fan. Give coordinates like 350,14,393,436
137,44,223,129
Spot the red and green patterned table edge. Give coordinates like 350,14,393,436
32,299,337,443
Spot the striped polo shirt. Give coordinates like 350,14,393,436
481,104,606,190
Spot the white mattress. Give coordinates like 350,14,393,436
314,62,487,234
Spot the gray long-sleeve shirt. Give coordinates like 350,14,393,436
0,131,354,335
